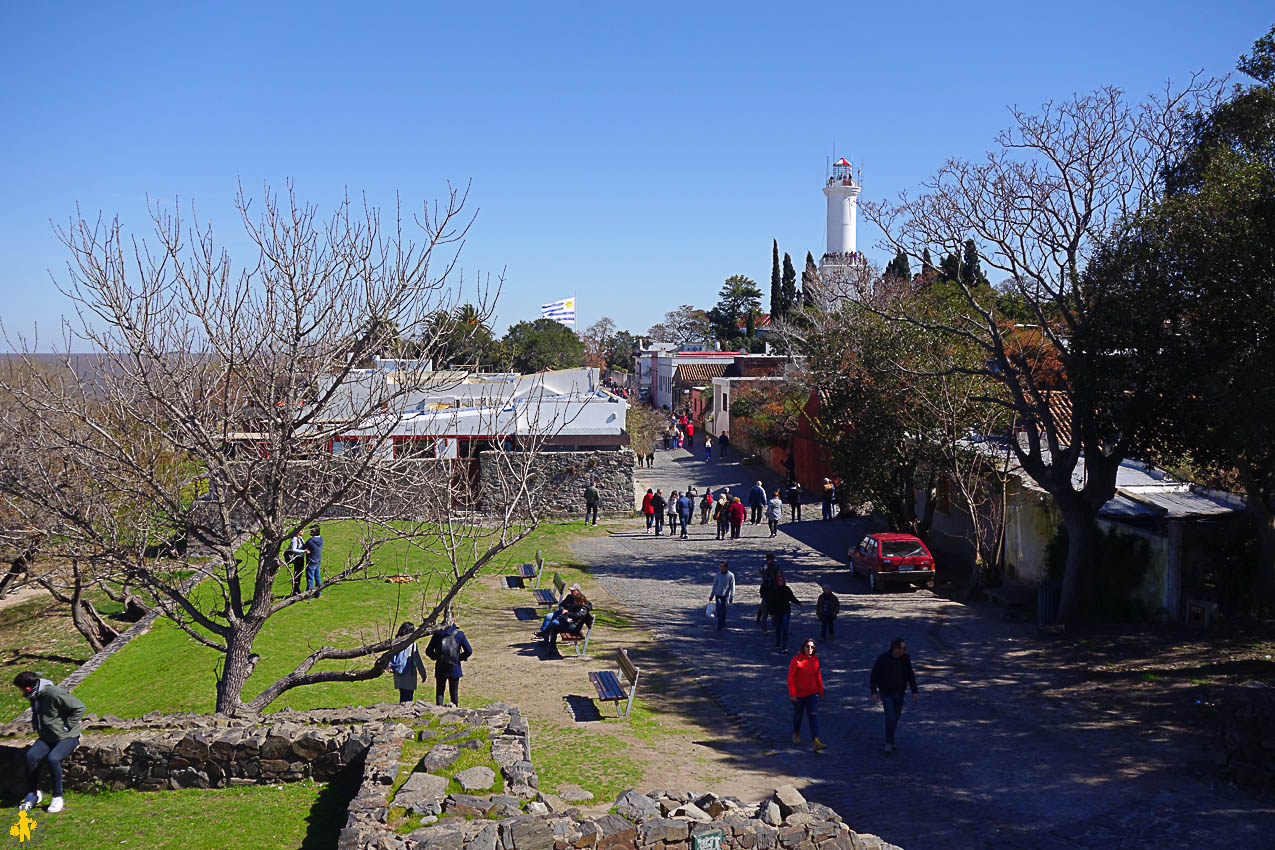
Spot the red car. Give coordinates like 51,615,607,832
849,533,936,592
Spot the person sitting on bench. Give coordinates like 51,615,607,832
533,583,584,640
544,592,593,656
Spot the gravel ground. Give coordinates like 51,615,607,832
573,445,1275,850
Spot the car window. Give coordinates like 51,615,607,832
881,540,928,558
857,537,871,553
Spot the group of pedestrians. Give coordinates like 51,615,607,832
703,555,921,755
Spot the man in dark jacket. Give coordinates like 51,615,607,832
13,671,85,813
545,597,593,656
425,622,473,707
869,637,919,752
676,492,694,538
765,574,802,651
583,481,600,525
747,481,767,525
650,489,667,536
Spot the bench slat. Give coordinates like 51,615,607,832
531,589,557,606
589,671,625,702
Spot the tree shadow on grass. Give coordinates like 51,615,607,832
300,757,363,850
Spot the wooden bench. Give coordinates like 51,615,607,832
532,572,564,608
588,649,640,717
557,612,594,658
509,549,544,589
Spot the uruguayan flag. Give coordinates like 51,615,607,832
540,297,576,324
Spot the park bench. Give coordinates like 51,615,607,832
588,648,640,717
557,611,594,657
508,550,544,589
532,572,564,608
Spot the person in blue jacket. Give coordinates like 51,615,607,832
747,480,767,525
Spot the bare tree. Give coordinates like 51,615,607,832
862,79,1221,622
0,183,557,714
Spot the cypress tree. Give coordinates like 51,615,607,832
940,252,961,282
960,239,987,286
921,247,936,278
770,239,782,318
780,252,797,316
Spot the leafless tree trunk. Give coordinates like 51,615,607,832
0,183,558,714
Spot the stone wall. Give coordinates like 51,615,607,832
0,702,528,801
340,783,901,850
479,450,635,517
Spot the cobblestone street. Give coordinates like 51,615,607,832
575,446,1275,850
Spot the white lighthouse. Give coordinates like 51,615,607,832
819,157,861,280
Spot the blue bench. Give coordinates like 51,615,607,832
509,549,544,589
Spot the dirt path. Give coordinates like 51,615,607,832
0,585,43,614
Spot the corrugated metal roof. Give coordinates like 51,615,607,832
1099,485,1241,520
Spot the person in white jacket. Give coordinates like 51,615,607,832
708,560,736,631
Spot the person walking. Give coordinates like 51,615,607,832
821,478,836,521
677,491,694,539
816,583,840,639
700,490,713,524
719,431,730,459
727,496,747,539
757,552,780,632
748,480,767,525
714,494,730,540
13,672,85,814
787,483,803,522
788,639,827,752
685,421,695,449
584,481,600,526
708,560,735,631
646,449,654,468
389,622,429,703
703,436,712,461
783,452,796,483
425,620,473,707
642,489,655,532
304,524,324,598
870,637,919,753
650,489,667,536
766,573,802,651
766,490,783,537
666,491,680,537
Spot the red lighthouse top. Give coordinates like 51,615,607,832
831,157,855,186
834,158,851,166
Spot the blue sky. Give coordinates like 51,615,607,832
1,1,1270,346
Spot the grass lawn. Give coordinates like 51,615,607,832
12,780,350,850
0,592,122,722
71,521,603,716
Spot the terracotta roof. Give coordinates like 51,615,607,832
735,313,772,329
674,363,729,384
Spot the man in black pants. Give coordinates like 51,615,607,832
426,621,473,707
869,637,919,753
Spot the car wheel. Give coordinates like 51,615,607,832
869,570,879,593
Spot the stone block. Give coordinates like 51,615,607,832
261,734,292,761
593,815,636,850
759,802,782,827
291,733,328,761
558,784,594,803
671,803,711,823
615,789,661,822
423,744,460,772
638,817,690,845
501,815,556,850
573,820,600,848
455,765,497,791
465,823,499,850
772,786,807,818
447,794,497,817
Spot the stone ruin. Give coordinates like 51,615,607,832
0,701,903,850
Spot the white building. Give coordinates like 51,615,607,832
818,157,864,282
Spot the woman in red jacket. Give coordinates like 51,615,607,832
641,489,655,532
788,638,826,752
727,497,748,539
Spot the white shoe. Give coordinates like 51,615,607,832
19,791,41,810
47,796,64,813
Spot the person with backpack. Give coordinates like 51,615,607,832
713,493,730,540
700,490,713,524
425,620,473,707
284,531,306,595
389,622,429,703
13,671,85,814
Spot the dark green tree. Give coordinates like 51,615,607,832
780,253,797,317
960,240,988,287
500,319,586,374
938,252,961,282
770,240,782,318
921,248,936,279
709,274,763,341
884,249,912,281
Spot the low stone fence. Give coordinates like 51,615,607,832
341,783,901,850
0,702,530,802
478,450,635,517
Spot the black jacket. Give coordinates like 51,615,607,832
650,494,667,513
870,651,918,695
816,591,840,619
766,584,801,617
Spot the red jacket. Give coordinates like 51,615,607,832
641,493,654,515
727,501,747,523
787,653,824,699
